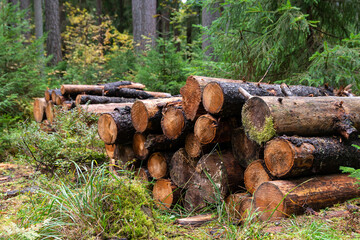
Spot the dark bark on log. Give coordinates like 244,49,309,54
242,96,360,144
231,127,262,168
147,152,173,179
161,102,192,140
113,88,171,99
202,81,333,116
75,95,136,105
79,102,133,114
153,179,183,210
97,106,134,144
131,97,181,133
33,98,47,122
254,174,360,221
51,89,62,103
169,148,197,188
244,160,273,194
225,193,252,220
264,136,360,178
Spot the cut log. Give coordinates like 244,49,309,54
175,213,215,226
131,97,181,133
180,75,241,121
147,152,172,179
194,114,235,144
161,102,191,140
231,127,262,168
80,102,133,114
62,101,76,110
132,133,183,160
105,144,135,166
225,193,253,220
114,88,171,99
244,160,273,194
75,95,136,105
183,174,208,211
254,174,360,221
45,101,55,123
105,144,117,159
153,179,182,210
242,96,360,144
264,136,360,178
185,133,216,158
33,98,47,122
169,148,197,188
55,94,66,105
97,106,134,144
134,168,152,182
51,89,63,104
202,81,333,116
44,89,52,102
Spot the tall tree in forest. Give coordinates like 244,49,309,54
45,0,62,65
132,0,157,52
202,2,220,57
34,0,43,54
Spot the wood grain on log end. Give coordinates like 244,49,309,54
202,82,224,114
194,114,217,144
131,101,149,132
45,101,54,123
244,160,272,194
148,152,168,179
33,98,47,122
133,133,149,160
161,106,185,140
185,133,202,158
225,193,252,220
153,179,180,210
180,76,202,121
98,114,118,144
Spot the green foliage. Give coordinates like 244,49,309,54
341,166,360,187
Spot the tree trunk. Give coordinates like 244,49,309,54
45,0,62,66
242,96,360,144
132,133,183,160
33,98,47,122
161,102,191,140
254,174,360,221
202,81,334,116
20,0,31,40
147,152,173,179
34,0,44,54
244,160,273,194
264,136,360,178
76,95,136,105
169,148,197,188
225,193,252,220
231,127,262,168
131,97,181,133
153,179,182,210
202,3,220,57
97,106,134,144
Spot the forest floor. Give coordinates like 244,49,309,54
1,160,360,239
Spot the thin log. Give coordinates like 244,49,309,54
225,193,252,220
80,102,133,114
131,97,181,133
175,213,215,226
244,160,273,194
242,96,360,144
147,152,172,179
161,102,191,140
254,174,360,221
169,148,197,188
97,106,134,144
114,88,171,99
153,179,182,210
75,95,136,105
264,136,360,178
33,98,47,122
61,81,144,95
202,81,333,116
231,127,262,168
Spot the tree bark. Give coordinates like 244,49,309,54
264,136,360,178
161,102,191,140
114,88,171,99
242,96,360,144
33,98,47,122
153,179,182,210
34,0,44,54
76,95,136,105
225,193,252,220
45,0,62,66
131,97,181,133
231,127,262,168
147,152,173,179
97,106,134,144
202,3,220,57
169,148,197,188
244,160,273,194
202,81,334,116
254,174,360,221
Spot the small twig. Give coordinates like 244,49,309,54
258,62,273,84
238,87,253,100
21,136,51,169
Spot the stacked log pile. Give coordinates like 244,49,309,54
34,76,360,222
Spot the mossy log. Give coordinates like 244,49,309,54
33,98,47,122
254,174,360,221
153,179,183,210
131,97,181,133
264,136,360,178
242,96,360,144
184,133,217,158
225,193,253,220
97,106,134,144
180,75,241,121
132,133,183,160
231,127,262,168
169,148,197,188
75,95,136,105
147,152,173,179
202,82,333,116
79,102,133,114
244,160,273,194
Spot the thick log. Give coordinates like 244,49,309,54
175,213,215,226
254,174,360,221
169,148,197,188
97,106,134,144
185,133,216,158
114,88,171,99
161,102,191,140
202,81,333,116
264,136,360,178
132,133,183,160
45,101,55,123
131,97,181,133
242,96,360,144
194,114,235,145
33,98,47,122
225,193,252,220
180,75,240,121
147,152,173,179
75,95,136,105
244,160,273,194
80,102,133,114
231,127,262,168
153,179,182,210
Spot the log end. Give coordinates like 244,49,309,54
153,179,177,210
254,181,286,221
44,90,51,102
131,101,149,133
225,193,252,220
45,101,54,124
194,114,217,144
148,152,168,179
244,160,272,194
104,144,116,159
98,114,118,144
185,133,202,158
33,98,46,123
202,82,224,114
242,97,275,144
161,107,185,140
133,133,149,160
180,76,202,121
264,139,295,177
